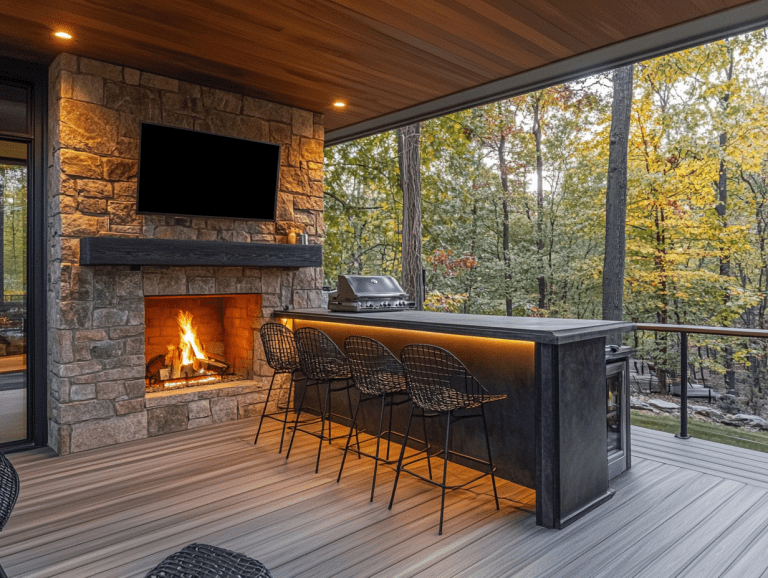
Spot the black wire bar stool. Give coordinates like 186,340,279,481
286,327,360,473
389,343,507,535
338,336,431,502
253,322,304,453
0,452,20,578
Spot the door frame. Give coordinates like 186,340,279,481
0,57,48,451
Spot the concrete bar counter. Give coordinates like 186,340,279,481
276,308,635,529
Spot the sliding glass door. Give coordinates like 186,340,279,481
0,61,46,450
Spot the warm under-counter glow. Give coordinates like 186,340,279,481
276,317,536,389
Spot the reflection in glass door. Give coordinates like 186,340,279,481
0,139,27,444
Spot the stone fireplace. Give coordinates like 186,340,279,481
47,53,325,455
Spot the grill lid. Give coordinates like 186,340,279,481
332,275,409,302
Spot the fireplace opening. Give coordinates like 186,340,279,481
144,294,260,393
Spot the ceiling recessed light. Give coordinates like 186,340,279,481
54,31,73,39
333,101,346,108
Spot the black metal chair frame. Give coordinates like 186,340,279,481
337,336,431,502
0,452,20,578
145,543,272,578
253,322,307,453
286,327,360,473
389,343,506,535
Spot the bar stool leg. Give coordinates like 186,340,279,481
337,393,363,483
481,405,500,510
422,412,432,480
346,381,362,454
438,412,452,535
316,380,332,473
285,378,310,460
254,372,277,446
369,392,388,502
388,406,415,511
277,372,296,454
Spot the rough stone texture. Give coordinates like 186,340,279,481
48,53,323,455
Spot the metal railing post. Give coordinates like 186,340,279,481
676,331,690,439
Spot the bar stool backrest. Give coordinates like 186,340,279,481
344,335,406,395
0,452,19,532
400,343,487,411
260,323,300,372
295,327,350,381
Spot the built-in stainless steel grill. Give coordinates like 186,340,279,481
327,275,416,312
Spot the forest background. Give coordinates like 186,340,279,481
323,29,768,412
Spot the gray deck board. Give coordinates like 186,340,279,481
3,419,768,577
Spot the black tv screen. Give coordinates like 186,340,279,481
137,123,280,220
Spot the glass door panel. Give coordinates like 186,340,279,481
0,138,28,443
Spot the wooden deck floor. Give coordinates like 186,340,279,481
3,419,768,577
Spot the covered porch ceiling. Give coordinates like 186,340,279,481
2,0,768,145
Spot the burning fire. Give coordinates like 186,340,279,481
147,310,229,389
177,310,206,366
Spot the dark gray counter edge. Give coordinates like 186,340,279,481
278,309,636,345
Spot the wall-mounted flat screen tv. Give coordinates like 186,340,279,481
137,122,280,220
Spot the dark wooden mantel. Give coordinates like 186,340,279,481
79,237,322,268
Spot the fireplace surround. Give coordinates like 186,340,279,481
47,53,325,455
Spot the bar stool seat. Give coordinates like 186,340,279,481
286,327,359,473
0,452,20,578
390,343,507,535
253,322,303,453
338,336,431,502
145,543,271,578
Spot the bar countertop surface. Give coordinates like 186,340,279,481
277,308,635,345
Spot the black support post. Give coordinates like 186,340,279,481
676,332,690,440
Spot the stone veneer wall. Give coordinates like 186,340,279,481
47,53,324,455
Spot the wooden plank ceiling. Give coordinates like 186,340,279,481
0,0,764,138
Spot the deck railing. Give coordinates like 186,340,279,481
634,323,768,439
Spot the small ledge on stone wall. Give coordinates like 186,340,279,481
79,237,322,268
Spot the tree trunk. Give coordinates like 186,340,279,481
532,98,546,310
602,64,633,344
497,134,513,316
397,123,424,310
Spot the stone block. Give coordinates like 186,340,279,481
97,381,127,399
75,179,113,198
59,71,73,98
292,109,314,137
279,167,308,194
300,137,324,163
239,403,263,419
70,382,96,401
104,158,138,181
155,226,198,240
61,213,108,236
93,308,129,327
75,329,109,342
125,337,144,356
109,201,139,225
162,92,205,118
55,330,75,364
104,82,162,122
72,74,104,104
188,400,212,419
114,181,137,200
124,68,141,85
188,417,213,429
211,397,237,423
162,111,196,130
215,278,237,293
115,398,145,414
79,58,123,81
70,412,147,452
95,366,144,381
243,97,291,123
59,399,114,424
269,122,291,145
109,326,144,339
116,273,144,298
60,100,119,154
202,86,242,113
147,405,188,436
78,197,108,214
114,137,140,159
293,195,323,211
61,149,102,178
140,72,179,92
58,360,102,378
90,340,124,359
189,277,216,294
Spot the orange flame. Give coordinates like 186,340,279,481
177,311,206,365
